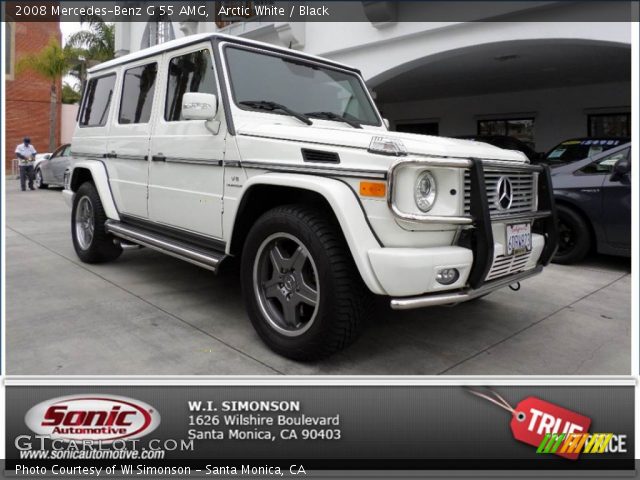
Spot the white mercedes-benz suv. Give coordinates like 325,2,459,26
64,33,558,359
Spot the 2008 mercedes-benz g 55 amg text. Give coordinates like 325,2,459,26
64,33,558,360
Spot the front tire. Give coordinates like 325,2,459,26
71,182,122,263
553,205,591,264
241,205,369,360
35,168,47,189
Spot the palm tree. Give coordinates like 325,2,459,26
65,19,115,88
17,38,70,151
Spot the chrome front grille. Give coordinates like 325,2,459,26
485,251,532,281
464,170,537,217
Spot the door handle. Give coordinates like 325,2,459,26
151,155,166,162
104,151,117,159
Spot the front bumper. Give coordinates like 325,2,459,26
390,265,542,310
380,158,558,308
369,233,544,297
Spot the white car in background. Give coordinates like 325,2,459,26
34,143,71,189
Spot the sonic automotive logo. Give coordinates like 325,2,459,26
25,394,160,443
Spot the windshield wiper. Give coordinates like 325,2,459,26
239,100,312,126
305,111,362,129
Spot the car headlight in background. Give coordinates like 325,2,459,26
414,170,437,212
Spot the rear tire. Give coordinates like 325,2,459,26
241,205,369,360
35,168,47,189
71,182,122,263
553,205,590,264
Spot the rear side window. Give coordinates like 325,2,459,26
79,74,116,127
165,49,217,121
119,63,158,124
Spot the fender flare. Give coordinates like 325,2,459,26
228,173,385,295
69,160,120,221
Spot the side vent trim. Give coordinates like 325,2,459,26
301,148,340,164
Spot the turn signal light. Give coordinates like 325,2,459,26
359,181,386,198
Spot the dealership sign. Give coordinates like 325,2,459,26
25,395,160,443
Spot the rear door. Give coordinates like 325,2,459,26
104,59,160,218
147,44,226,239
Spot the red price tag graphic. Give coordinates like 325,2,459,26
469,389,591,461
511,396,591,460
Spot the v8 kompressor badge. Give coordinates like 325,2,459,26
25,394,161,443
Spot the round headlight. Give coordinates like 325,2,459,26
414,170,437,212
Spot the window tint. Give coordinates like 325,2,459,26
226,47,380,126
165,49,216,121
119,63,158,124
80,74,116,127
580,148,629,175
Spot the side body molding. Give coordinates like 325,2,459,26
69,160,120,221
226,173,385,295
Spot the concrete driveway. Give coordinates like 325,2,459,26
5,179,631,375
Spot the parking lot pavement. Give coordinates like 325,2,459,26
5,179,631,375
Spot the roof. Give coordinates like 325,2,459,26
88,32,358,74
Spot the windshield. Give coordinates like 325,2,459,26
225,46,381,126
546,139,627,164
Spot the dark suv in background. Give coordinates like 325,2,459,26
551,143,631,264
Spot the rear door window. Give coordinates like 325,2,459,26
118,63,158,124
79,74,116,127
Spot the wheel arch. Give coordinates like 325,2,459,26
69,161,120,221
227,173,385,295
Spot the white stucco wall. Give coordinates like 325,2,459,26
379,81,631,151
60,103,79,145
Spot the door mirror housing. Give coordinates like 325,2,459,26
182,92,218,121
44,154,51,160
610,157,630,182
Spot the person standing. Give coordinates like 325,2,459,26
15,137,37,191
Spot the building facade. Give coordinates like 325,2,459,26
115,2,631,153
5,22,62,173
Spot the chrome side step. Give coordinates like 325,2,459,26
105,220,226,272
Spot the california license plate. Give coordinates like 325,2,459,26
506,223,532,256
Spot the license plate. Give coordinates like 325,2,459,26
506,223,532,256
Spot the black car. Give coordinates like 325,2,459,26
551,143,631,264
456,135,541,162
545,137,629,166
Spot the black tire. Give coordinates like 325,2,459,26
553,205,591,265
241,205,369,360
71,181,122,263
35,168,48,189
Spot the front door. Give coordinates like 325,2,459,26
601,148,631,248
148,44,226,239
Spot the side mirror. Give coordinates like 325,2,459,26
610,157,630,182
44,154,51,160
182,92,218,121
